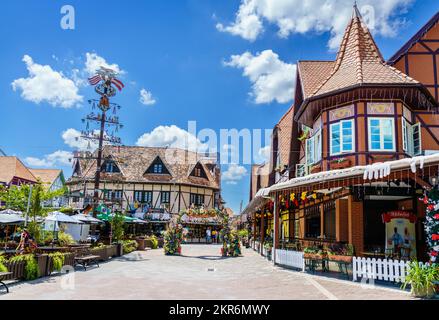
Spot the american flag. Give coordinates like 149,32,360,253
88,74,102,85
111,78,125,91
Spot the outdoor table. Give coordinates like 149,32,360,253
74,255,100,271
0,272,12,293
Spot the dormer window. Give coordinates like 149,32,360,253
145,157,170,175
102,160,120,173
153,163,163,173
190,162,208,179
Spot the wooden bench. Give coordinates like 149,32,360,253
0,272,12,293
74,255,100,271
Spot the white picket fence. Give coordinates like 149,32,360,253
274,249,305,271
352,257,410,283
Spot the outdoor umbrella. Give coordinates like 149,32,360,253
0,212,25,225
72,213,104,224
97,213,137,223
44,211,84,244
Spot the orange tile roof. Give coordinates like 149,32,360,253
299,5,418,101
298,61,335,99
0,157,37,184
276,106,294,167
29,169,62,186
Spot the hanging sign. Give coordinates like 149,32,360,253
382,211,417,259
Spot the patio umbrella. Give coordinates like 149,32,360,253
44,211,84,244
97,213,137,223
0,212,25,225
72,213,104,224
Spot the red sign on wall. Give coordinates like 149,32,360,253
381,211,417,224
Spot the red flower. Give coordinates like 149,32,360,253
432,234,439,241
424,196,429,204
428,205,435,211
431,251,438,257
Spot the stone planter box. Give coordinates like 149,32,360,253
90,245,118,261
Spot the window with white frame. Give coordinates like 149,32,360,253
368,118,395,152
330,120,354,155
402,118,422,156
306,129,322,165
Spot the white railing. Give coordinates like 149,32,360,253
352,257,410,283
275,249,305,271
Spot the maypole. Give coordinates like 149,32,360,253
74,67,124,217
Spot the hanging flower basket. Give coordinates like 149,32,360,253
330,158,352,170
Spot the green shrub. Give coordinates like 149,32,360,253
10,254,39,280
148,235,159,249
122,240,137,254
402,261,439,298
58,232,75,246
0,254,7,273
49,252,65,271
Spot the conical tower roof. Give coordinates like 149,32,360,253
310,4,418,98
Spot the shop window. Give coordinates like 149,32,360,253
305,205,321,239
402,118,422,156
323,201,336,240
368,118,395,152
104,190,123,201
306,129,322,165
330,120,354,155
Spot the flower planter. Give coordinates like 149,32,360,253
328,255,353,263
411,285,436,298
304,253,325,260
5,260,26,280
330,159,352,170
310,166,321,174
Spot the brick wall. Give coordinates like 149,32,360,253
336,198,349,242
348,196,364,255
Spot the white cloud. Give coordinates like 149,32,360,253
25,150,73,168
84,52,124,75
258,145,271,163
62,128,98,151
224,50,296,104
139,88,156,106
11,55,83,108
217,0,414,50
216,0,263,41
136,125,208,152
222,164,247,185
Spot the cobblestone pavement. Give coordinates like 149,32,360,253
0,245,414,300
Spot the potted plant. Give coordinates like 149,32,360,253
402,261,439,298
327,244,354,263
264,241,273,260
298,127,310,142
330,158,352,170
304,247,325,260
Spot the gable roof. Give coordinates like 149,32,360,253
67,146,220,190
0,157,37,184
274,106,294,168
309,5,418,99
388,11,439,64
29,169,62,186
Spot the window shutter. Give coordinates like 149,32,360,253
412,123,422,156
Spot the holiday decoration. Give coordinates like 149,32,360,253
422,188,439,262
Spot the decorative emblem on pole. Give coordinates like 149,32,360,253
88,67,125,112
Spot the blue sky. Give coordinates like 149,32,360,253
0,0,438,214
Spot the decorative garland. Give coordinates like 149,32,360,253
422,189,439,262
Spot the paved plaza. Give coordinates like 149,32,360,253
0,245,413,300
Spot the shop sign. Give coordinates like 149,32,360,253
382,211,417,259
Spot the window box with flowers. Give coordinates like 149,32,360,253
330,158,352,170
310,164,321,174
